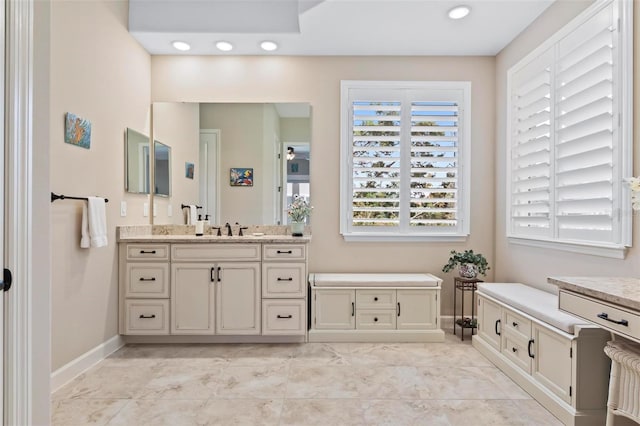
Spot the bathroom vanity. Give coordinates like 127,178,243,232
118,226,310,342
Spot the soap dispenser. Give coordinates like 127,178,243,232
195,214,205,237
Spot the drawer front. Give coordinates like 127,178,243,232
503,309,532,340
263,263,306,298
126,263,169,298
263,244,306,261
356,309,397,330
262,299,306,335
126,244,170,261
125,300,169,335
172,244,261,262
356,289,396,309
559,291,640,341
502,331,532,374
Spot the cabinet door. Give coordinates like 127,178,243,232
532,324,573,404
216,262,261,335
172,263,216,334
314,289,355,330
478,296,502,351
396,289,438,330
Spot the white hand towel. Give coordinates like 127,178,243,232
80,203,90,248
88,196,108,248
188,205,198,225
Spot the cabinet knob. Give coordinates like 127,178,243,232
374,317,378,322
374,297,378,301
512,347,518,353
512,322,518,327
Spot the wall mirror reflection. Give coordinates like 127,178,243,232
154,140,171,197
125,128,150,194
151,102,311,225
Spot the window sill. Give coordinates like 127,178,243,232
507,237,628,259
342,233,469,243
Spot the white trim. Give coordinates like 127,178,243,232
343,234,468,243
51,335,125,392
508,237,627,259
199,129,221,224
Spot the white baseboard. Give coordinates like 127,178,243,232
51,334,124,392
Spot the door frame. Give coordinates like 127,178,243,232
199,129,221,224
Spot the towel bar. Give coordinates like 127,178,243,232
51,192,109,203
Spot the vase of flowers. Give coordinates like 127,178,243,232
287,196,312,237
625,177,640,210
442,249,490,279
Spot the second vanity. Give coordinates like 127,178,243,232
118,226,310,342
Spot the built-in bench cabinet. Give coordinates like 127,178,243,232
474,284,611,426
118,241,308,339
308,273,444,342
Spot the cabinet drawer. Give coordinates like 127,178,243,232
263,263,306,298
263,244,306,261
502,331,532,374
559,291,640,341
262,300,306,335
125,300,169,335
356,289,396,309
356,309,397,330
503,309,532,340
171,244,261,262
125,263,169,298
126,244,169,261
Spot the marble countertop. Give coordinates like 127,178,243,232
117,234,311,244
548,276,640,312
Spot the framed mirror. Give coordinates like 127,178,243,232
151,102,311,225
154,140,171,197
125,128,150,194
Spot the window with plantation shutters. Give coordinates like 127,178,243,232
341,81,471,241
507,0,632,258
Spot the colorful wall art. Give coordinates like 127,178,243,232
230,168,253,186
64,112,92,149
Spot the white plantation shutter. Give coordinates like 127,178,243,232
510,49,553,237
507,0,631,255
341,82,471,240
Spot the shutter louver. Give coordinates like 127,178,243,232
556,5,615,242
510,51,552,237
351,101,401,228
410,102,458,228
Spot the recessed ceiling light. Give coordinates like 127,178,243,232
448,5,470,20
215,41,233,52
171,41,191,51
260,41,279,52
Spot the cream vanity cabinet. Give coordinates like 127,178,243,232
308,273,444,342
171,244,261,335
119,238,309,339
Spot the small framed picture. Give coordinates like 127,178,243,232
230,168,253,186
185,162,194,179
64,112,92,149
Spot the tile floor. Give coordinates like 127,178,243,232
51,330,562,425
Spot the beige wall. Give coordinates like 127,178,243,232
50,0,150,370
200,103,279,225
153,56,497,315
494,0,640,291
152,102,200,224
281,117,311,142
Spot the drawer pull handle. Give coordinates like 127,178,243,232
139,277,156,281
276,250,293,254
139,314,156,319
528,339,535,359
217,267,222,282
277,315,293,319
374,317,378,322
512,347,518,353
210,267,216,283
277,277,293,281
139,250,156,254
597,313,629,326
512,322,518,327
397,302,401,317
351,302,355,317
374,297,379,301
495,319,501,336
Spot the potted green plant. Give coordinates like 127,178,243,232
442,249,490,279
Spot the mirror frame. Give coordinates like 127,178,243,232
125,127,151,194
153,140,171,197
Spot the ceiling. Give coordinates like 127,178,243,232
129,0,555,56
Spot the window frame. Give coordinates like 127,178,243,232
340,80,472,242
506,0,633,259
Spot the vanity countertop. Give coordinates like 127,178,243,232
117,234,311,244
548,276,640,312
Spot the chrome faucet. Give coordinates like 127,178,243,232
225,222,233,236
